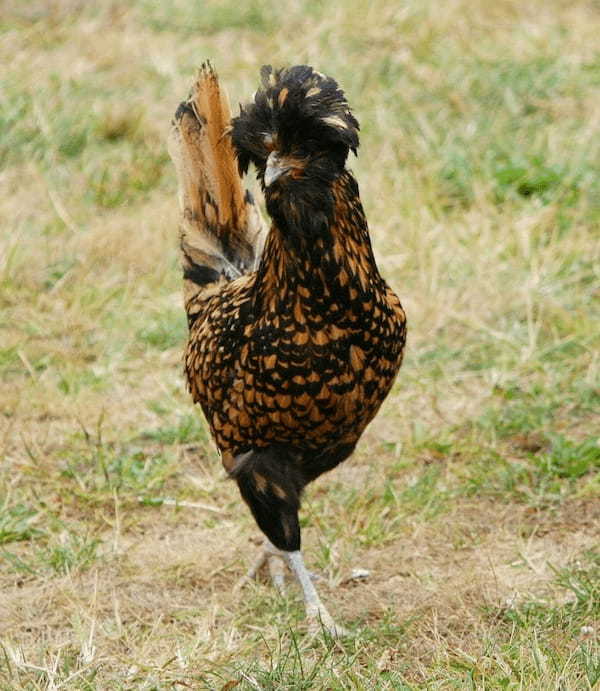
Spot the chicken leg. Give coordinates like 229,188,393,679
237,538,286,593
238,539,349,637
232,449,350,636
284,549,350,637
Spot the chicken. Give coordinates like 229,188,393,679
168,63,406,635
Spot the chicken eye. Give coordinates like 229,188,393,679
262,132,275,149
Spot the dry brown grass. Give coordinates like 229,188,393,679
1,0,599,687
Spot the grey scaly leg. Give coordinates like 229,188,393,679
284,550,349,637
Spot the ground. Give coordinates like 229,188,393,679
0,0,599,688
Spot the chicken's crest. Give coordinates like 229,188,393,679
231,65,360,178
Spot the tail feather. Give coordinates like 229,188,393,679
169,62,265,313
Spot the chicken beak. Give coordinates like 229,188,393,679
264,152,291,187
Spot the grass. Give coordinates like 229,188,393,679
1,0,599,687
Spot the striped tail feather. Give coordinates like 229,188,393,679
168,62,265,315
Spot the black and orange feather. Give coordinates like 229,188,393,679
169,63,406,554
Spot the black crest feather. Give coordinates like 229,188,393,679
231,65,360,176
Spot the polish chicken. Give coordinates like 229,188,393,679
168,63,406,635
